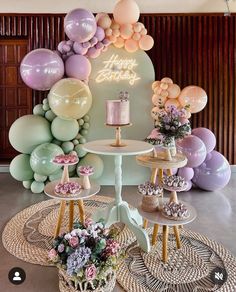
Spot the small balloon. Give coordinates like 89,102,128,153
133,22,143,33
95,26,105,42
152,94,167,106
114,37,125,48
152,81,161,90
65,55,91,80
73,42,88,55
161,77,173,84
139,35,154,51
164,99,180,111
87,47,101,59
31,181,45,194
132,32,141,41
178,167,194,181
97,14,112,29
120,24,134,40
33,104,45,116
77,153,104,179
125,39,138,53
192,127,216,154
167,84,181,99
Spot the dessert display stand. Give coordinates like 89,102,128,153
44,159,100,238
83,139,154,252
105,123,132,147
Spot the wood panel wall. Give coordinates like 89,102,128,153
0,14,236,163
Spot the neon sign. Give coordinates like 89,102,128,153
95,54,140,86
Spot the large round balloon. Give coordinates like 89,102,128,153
48,78,92,120
178,86,208,113
20,49,64,91
177,135,207,168
30,143,63,176
10,154,34,181
51,117,79,142
9,115,53,154
65,55,91,80
192,127,216,154
64,9,97,43
193,151,231,191
178,167,194,181
77,154,104,179
113,0,140,25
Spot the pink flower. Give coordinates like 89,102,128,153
105,239,120,256
84,218,93,228
85,264,97,281
48,248,57,260
69,236,79,248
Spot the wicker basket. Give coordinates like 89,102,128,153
58,268,116,292
141,195,159,212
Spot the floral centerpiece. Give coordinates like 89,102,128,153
49,219,122,292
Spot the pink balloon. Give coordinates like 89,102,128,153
192,127,216,154
113,0,140,25
65,55,91,80
87,47,101,59
125,39,138,53
95,42,104,50
120,24,134,40
64,9,97,43
95,26,105,42
139,35,154,51
167,84,181,99
82,42,91,49
57,40,67,53
178,167,194,181
177,135,207,168
20,49,64,91
102,38,111,46
90,37,98,47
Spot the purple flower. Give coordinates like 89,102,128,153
85,264,97,281
58,243,65,253
67,246,91,276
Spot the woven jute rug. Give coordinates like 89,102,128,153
2,197,236,291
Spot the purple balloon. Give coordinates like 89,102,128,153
193,150,231,191
90,37,98,47
62,44,71,53
86,47,101,59
20,49,64,91
64,8,97,43
95,26,105,42
183,180,192,191
65,55,91,80
82,42,91,49
73,42,88,55
96,42,104,50
102,38,111,46
58,40,67,53
177,135,206,168
178,167,194,181
192,127,216,154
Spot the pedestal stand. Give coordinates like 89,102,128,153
105,123,132,147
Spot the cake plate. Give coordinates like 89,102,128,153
105,123,132,147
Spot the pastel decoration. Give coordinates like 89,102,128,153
49,169,63,182
57,40,67,53
48,78,92,120
74,144,87,158
23,180,33,189
31,181,45,194
164,99,180,111
96,13,112,29
51,117,79,142
151,107,161,120
152,81,161,90
179,85,208,113
87,47,101,59
183,180,192,192
73,42,88,55
133,22,143,33
61,141,75,154
9,115,52,154
113,0,140,25
120,24,134,40
132,32,141,41
152,94,167,106
64,9,97,43
10,154,34,181
125,39,138,53
77,153,104,179
52,139,62,146
105,28,113,37
20,49,64,91
177,135,207,168
34,173,47,182
139,35,154,51
30,143,64,176
65,55,91,80
192,127,216,154
193,150,231,191
178,167,194,181
42,103,50,111
33,104,45,116
140,28,148,35
95,26,105,42
167,84,181,99
113,29,120,37
114,37,125,48
161,77,173,84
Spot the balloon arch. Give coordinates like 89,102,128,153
9,0,231,193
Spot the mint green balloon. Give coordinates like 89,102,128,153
31,181,45,193
34,173,47,182
79,137,87,144
69,164,77,173
83,115,90,122
61,141,74,154
74,144,87,158
49,169,63,181
10,154,34,181
51,117,79,142
33,104,45,116
52,139,62,146
77,154,104,179
82,122,90,130
69,170,76,177
9,115,53,154
72,139,79,146
43,98,48,104
78,119,84,126
45,110,56,122
42,103,50,111
30,143,63,176
80,129,88,136
23,180,33,189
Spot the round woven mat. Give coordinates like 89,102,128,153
2,196,236,291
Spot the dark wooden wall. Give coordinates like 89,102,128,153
0,14,236,163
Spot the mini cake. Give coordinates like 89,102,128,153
106,91,130,125
54,182,81,195
162,175,187,189
53,154,78,165
162,201,189,220
138,182,163,212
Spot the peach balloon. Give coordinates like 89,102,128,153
109,35,117,43
139,35,154,51
151,107,161,120
97,14,112,29
105,28,113,37
132,32,141,41
152,94,167,106
113,0,140,25
167,84,181,99
160,90,169,98
179,85,208,113
161,77,173,84
125,39,138,53
152,81,161,90
133,22,144,33
120,24,134,40
140,28,148,35
160,82,168,90
165,99,180,111
154,87,162,95
113,29,120,37
111,21,120,30
114,37,125,48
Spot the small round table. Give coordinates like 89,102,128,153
138,199,197,263
83,139,153,252
44,178,100,238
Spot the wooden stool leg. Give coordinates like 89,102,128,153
54,201,66,238
151,168,158,184
173,226,181,249
69,201,74,231
162,225,169,263
158,169,163,184
152,224,159,246
167,169,172,176
78,200,85,224
143,219,148,229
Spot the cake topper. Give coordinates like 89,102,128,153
119,91,129,101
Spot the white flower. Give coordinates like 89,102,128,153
64,233,72,240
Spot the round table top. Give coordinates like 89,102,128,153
136,152,187,169
83,140,154,156
138,199,197,226
44,178,100,201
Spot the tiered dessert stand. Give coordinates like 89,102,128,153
44,156,100,238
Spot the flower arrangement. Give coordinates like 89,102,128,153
49,219,122,291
